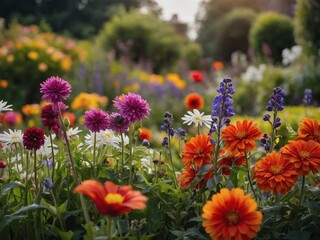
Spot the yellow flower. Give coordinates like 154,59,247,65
38,62,48,72
124,83,140,93
149,74,164,85
61,57,72,71
71,92,107,110
27,51,39,60
22,104,41,116
6,54,14,63
0,80,8,88
166,73,186,89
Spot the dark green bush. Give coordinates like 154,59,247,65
215,8,257,61
250,12,295,63
96,11,185,73
181,42,202,69
295,0,320,59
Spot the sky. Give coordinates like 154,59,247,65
155,0,203,39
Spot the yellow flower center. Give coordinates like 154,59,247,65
270,165,283,175
225,210,240,225
194,115,201,121
11,135,20,140
235,130,247,139
105,193,124,204
105,133,111,138
300,151,310,159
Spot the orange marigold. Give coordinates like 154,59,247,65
178,164,213,190
254,151,298,194
180,134,214,168
139,127,152,141
281,140,320,176
74,180,147,217
221,119,263,153
184,93,204,110
218,149,246,176
202,188,262,240
296,117,320,144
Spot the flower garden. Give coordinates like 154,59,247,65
1,1,320,240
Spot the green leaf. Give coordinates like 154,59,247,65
286,123,298,137
52,226,74,240
197,164,213,175
0,181,25,198
284,231,312,240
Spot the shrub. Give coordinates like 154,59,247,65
295,0,320,59
215,8,257,61
250,12,295,63
181,42,202,69
96,11,185,73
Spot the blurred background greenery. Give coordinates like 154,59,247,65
0,0,319,137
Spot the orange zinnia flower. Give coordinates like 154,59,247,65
221,119,263,153
74,180,147,217
254,151,298,194
184,93,204,110
281,140,320,176
139,127,152,141
178,164,213,190
202,188,262,240
218,149,246,176
296,117,320,144
212,61,223,71
180,134,214,168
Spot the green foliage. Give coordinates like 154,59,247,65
295,0,320,59
215,8,257,61
250,12,295,63
97,11,185,73
181,42,202,69
196,0,261,59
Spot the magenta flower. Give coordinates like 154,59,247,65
113,92,150,123
108,112,130,134
83,109,109,132
23,127,45,150
40,76,71,103
40,104,59,131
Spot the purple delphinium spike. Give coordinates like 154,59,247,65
302,88,312,106
210,78,235,134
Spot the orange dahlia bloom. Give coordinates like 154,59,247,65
281,140,320,176
254,151,298,194
180,134,214,168
184,93,204,110
218,149,246,176
74,180,147,217
222,119,263,154
202,188,262,240
296,118,320,144
138,127,152,141
178,164,213,189
212,61,224,71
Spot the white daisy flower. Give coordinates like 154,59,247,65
181,109,212,128
67,127,82,141
0,100,13,113
0,129,23,145
85,130,119,149
36,135,58,157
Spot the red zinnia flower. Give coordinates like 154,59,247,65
23,127,45,150
0,160,7,168
74,180,147,217
254,151,299,194
178,164,213,189
221,119,263,153
180,134,214,168
202,188,262,240
184,93,204,110
189,70,204,83
218,149,246,176
281,140,320,176
139,127,152,141
296,117,320,144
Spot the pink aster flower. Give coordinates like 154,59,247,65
40,76,71,103
83,109,109,132
108,112,130,134
113,93,150,123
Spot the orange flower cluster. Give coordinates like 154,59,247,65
178,135,214,189
202,188,262,240
218,149,246,176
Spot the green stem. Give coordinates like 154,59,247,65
128,127,133,185
50,189,66,231
93,132,97,178
120,133,125,183
33,148,38,194
294,176,306,229
49,132,55,181
107,216,113,240
212,118,222,175
167,134,177,188
25,151,29,206
245,152,256,201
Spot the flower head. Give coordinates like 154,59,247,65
180,134,214,168
83,109,109,132
281,140,320,176
40,104,59,131
0,129,23,146
218,150,246,176
74,180,147,217
265,87,285,112
139,127,152,141
40,76,71,103
222,119,263,153
303,88,312,105
178,164,213,189
0,100,13,114
108,112,130,134
254,151,298,194
202,188,262,240
23,127,45,150
181,109,212,129
113,92,150,123
189,70,204,83
0,160,7,169
184,93,204,110
212,61,223,71
296,118,320,144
